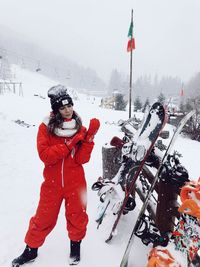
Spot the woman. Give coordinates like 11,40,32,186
12,85,100,266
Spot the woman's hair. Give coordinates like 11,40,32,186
48,111,82,135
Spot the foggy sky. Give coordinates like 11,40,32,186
0,0,200,83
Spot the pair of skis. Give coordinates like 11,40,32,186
119,109,195,267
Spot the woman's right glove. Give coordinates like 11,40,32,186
85,118,100,143
65,127,86,150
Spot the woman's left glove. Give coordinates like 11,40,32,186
85,118,100,142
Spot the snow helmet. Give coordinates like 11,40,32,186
47,84,73,113
178,177,200,218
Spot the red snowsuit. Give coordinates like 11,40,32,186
25,122,94,248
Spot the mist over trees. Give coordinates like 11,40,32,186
0,25,200,100
107,69,184,103
107,69,129,96
0,25,106,94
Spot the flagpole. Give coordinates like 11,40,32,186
128,9,133,119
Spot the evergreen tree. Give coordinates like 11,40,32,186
114,93,127,111
134,96,143,111
0,55,12,80
108,69,122,96
186,72,200,98
142,98,150,112
179,100,185,113
185,98,193,112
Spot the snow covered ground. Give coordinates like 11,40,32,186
0,66,200,267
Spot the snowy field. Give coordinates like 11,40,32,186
0,66,200,267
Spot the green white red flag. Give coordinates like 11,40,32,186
127,21,135,52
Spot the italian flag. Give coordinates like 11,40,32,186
127,22,135,52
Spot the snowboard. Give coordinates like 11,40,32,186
103,102,166,242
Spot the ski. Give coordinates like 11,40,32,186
96,199,111,228
105,102,166,242
119,109,195,267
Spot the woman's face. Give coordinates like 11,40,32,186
59,104,73,119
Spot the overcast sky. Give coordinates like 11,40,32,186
0,0,200,83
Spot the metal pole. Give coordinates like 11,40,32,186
129,9,133,119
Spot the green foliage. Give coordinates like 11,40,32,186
134,96,143,111
142,98,150,112
114,93,127,111
179,100,185,112
179,98,194,113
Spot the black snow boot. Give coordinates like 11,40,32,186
69,240,81,265
12,245,38,267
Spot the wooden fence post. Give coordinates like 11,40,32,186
102,145,121,180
